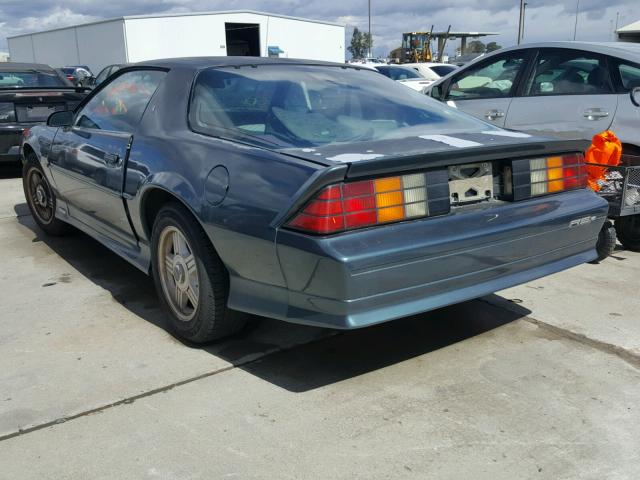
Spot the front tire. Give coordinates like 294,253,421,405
151,202,247,343
22,154,70,235
615,215,640,252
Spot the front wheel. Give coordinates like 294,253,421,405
151,203,247,343
22,155,70,235
615,215,640,252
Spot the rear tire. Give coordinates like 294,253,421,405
151,202,247,343
615,215,640,252
591,221,617,263
22,153,70,236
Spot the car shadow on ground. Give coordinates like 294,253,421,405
15,202,530,392
0,164,21,179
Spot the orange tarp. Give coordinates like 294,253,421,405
585,130,622,192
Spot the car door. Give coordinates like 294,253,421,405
439,50,532,127
607,58,640,148
505,48,618,140
48,69,166,244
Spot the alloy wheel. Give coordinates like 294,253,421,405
157,226,200,322
27,168,54,225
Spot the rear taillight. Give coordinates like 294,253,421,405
287,172,449,234
511,153,587,201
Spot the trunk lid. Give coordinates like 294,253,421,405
279,131,589,178
0,88,86,123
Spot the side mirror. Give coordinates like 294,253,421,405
631,87,640,107
47,110,74,127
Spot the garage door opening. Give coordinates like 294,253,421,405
225,23,260,56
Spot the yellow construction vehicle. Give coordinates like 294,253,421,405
400,27,433,63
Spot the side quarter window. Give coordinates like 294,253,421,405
75,70,166,132
616,61,640,92
446,53,528,100
524,49,612,96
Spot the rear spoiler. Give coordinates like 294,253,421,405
345,138,591,179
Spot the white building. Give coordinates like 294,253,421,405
617,20,640,43
7,10,345,73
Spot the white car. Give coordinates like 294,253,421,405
373,65,434,94
403,62,459,82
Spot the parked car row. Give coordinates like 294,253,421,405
19,56,610,346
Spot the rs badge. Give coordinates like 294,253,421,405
569,216,597,228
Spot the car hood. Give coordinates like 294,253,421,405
279,130,589,178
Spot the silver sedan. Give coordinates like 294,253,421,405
427,41,640,154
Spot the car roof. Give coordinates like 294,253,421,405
489,41,640,62
132,56,355,71
0,62,57,73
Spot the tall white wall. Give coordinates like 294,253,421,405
7,36,34,63
262,16,344,63
75,21,128,71
124,13,345,63
8,13,346,71
8,20,127,72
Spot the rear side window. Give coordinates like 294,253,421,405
618,62,640,91
525,50,612,96
75,70,165,132
447,53,527,100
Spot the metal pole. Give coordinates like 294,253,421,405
573,0,580,41
368,0,371,57
522,2,527,41
517,0,525,44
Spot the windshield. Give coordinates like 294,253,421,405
189,65,488,149
0,71,67,87
376,66,422,80
430,65,457,77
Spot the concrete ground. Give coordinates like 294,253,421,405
0,165,639,479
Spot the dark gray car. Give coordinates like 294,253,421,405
21,57,607,343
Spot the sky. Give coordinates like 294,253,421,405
0,0,638,57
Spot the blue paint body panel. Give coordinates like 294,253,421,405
21,57,608,330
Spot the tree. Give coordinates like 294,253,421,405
348,27,373,59
486,41,502,52
466,40,486,54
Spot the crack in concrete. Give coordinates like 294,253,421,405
481,297,640,370
0,334,333,443
523,316,640,370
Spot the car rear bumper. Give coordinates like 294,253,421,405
228,189,608,329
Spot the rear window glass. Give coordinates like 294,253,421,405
0,71,67,87
430,65,457,77
376,66,422,80
189,64,487,149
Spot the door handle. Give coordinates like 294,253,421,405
484,109,505,121
583,108,609,120
104,153,121,167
